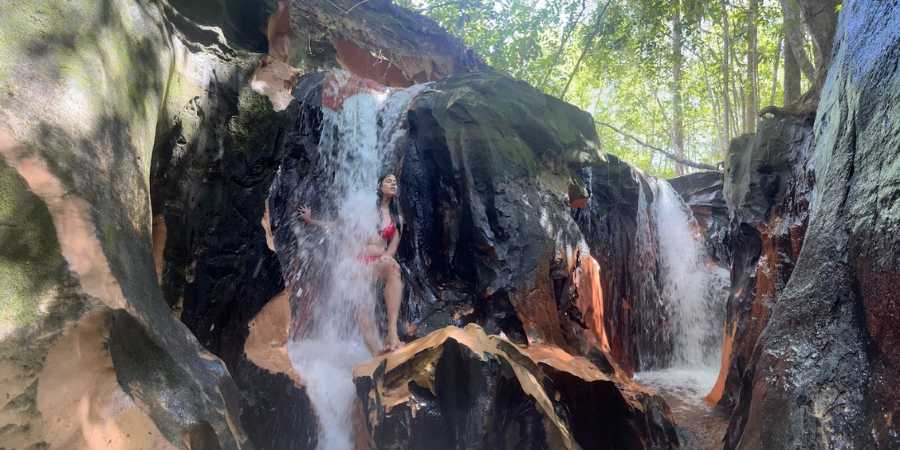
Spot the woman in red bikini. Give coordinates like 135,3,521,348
296,174,404,353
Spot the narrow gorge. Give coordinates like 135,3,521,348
0,1,897,450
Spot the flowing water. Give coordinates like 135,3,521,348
636,179,730,448
286,71,425,450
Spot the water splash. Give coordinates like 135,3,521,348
286,71,426,450
652,179,727,369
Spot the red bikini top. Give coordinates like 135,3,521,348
379,222,397,242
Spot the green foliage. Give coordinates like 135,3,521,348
404,0,788,178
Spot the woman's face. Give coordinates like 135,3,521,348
380,175,398,198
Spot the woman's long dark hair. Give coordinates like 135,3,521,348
376,173,403,233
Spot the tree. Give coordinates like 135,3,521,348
671,0,686,175
746,0,760,133
404,0,789,177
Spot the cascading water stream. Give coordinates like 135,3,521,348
285,71,426,450
635,179,728,406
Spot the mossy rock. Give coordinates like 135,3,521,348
414,72,604,179
0,160,67,332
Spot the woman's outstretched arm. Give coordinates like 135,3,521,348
296,205,335,229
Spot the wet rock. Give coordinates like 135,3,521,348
149,38,318,450
398,72,605,350
354,325,679,450
572,156,669,374
292,0,486,86
270,71,610,365
724,2,900,448
669,171,729,265
707,115,815,413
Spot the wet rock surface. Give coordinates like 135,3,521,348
353,325,679,450
267,69,693,448
572,156,669,374
148,34,318,450
707,114,815,414
722,1,900,448
669,171,730,266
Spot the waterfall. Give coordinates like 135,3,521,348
636,179,728,405
285,71,425,450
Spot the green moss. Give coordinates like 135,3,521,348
422,72,603,179
228,87,280,152
0,161,65,330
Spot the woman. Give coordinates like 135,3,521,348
297,174,404,353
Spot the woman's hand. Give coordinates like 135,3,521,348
296,205,313,224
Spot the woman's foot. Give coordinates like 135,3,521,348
378,335,402,354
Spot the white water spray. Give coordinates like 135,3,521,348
287,71,425,450
637,179,728,406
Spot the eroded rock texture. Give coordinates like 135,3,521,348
724,1,900,448
669,171,730,266
263,66,710,448
572,156,669,374
0,1,252,448
706,115,815,412
354,325,679,450
269,71,613,363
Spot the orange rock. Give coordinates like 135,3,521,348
244,289,303,388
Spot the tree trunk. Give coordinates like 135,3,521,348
794,0,838,71
745,0,759,133
794,0,838,102
671,0,686,175
769,33,782,107
720,0,732,147
784,32,801,104
559,0,611,101
779,0,816,82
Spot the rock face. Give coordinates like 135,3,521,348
399,72,605,349
706,115,815,412
0,1,255,448
354,325,679,450
669,171,730,265
270,71,611,360
572,156,670,374
267,68,691,447
723,1,900,448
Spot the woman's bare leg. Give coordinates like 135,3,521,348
376,257,403,350
356,305,380,354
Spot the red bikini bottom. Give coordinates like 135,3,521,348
358,255,380,264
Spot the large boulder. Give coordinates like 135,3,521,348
353,324,679,450
0,1,253,448
724,1,900,448
398,71,605,350
269,70,611,364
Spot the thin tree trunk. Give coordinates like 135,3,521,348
769,33,782,107
729,39,744,134
779,0,816,82
539,0,587,90
720,0,732,145
671,0,686,175
783,30,802,104
746,0,759,133
560,0,612,101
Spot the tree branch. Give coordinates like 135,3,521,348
596,121,720,171
559,0,612,101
